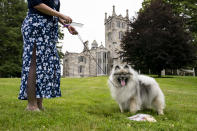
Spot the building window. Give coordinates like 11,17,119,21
107,22,111,29
78,57,81,63
97,52,101,75
103,52,107,74
108,32,112,41
122,22,125,28
78,65,83,73
78,56,86,63
96,52,108,75
113,42,117,44
119,32,123,39
112,22,115,28
117,21,120,28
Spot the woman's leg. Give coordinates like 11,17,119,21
37,98,44,110
26,44,39,111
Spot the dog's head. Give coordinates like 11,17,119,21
111,64,135,87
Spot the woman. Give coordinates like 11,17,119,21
18,0,78,111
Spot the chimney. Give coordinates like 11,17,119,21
105,12,107,20
112,5,116,16
126,9,129,18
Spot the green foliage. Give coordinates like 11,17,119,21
0,0,27,77
141,0,151,11
167,0,197,44
121,0,197,77
0,76,197,130
142,0,197,45
57,25,65,63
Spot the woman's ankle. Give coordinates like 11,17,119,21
37,98,44,110
26,104,39,111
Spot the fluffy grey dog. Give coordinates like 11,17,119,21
108,64,165,115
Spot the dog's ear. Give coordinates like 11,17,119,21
114,65,120,70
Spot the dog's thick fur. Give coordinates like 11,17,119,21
108,64,165,115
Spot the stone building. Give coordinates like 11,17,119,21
63,41,110,77
105,5,129,65
63,6,129,77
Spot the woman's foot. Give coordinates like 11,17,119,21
37,98,44,111
26,105,40,112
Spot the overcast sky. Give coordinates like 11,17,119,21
59,0,144,53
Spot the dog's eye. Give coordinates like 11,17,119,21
124,65,129,69
115,65,120,70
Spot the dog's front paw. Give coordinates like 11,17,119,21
130,108,137,114
158,110,164,115
120,109,124,113
129,98,138,114
119,104,124,113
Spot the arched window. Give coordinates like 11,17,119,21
78,65,83,73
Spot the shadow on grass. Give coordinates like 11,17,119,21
137,109,158,115
120,109,159,117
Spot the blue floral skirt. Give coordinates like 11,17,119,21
18,13,61,100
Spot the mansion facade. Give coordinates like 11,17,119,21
63,6,129,77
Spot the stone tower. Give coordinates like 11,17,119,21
104,6,129,65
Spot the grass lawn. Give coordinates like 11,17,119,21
0,76,197,131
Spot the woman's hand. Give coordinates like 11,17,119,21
67,25,78,35
59,18,78,35
59,14,72,24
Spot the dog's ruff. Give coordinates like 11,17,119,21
108,64,165,115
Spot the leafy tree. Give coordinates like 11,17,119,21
142,0,197,45
0,0,27,77
142,0,197,73
169,0,197,43
120,0,196,77
141,0,151,10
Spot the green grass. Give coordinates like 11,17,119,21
0,76,197,131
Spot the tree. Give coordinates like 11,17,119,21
120,0,196,77
142,0,197,45
0,0,27,77
168,0,197,45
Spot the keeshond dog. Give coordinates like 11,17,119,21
108,64,165,115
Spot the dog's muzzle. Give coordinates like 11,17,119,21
118,77,128,86
114,73,131,87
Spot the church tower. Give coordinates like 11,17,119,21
104,6,129,65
